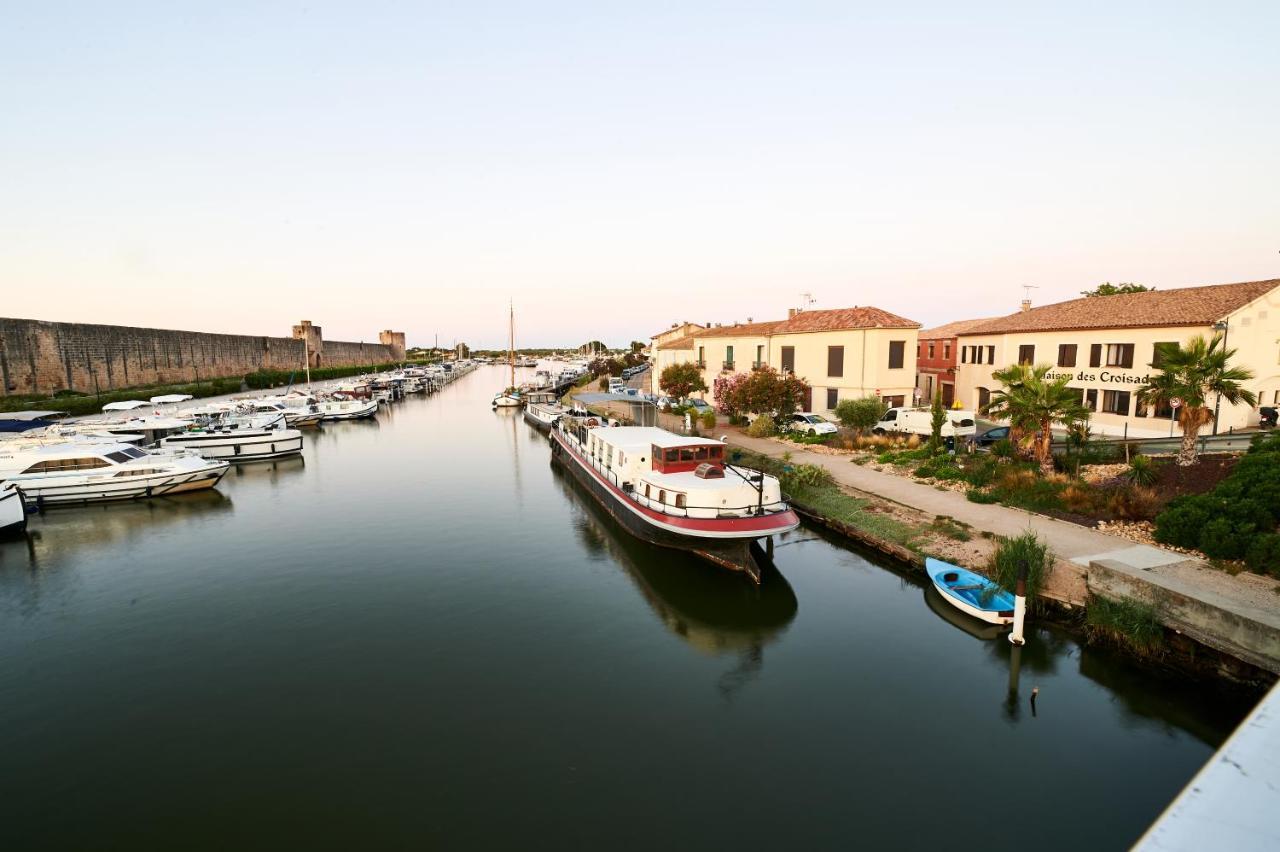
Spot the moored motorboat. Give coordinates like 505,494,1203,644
0,440,229,505
0,481,26,535
925,557,1015,626
159,409,304,461
316,398,379,420
549,417,799,582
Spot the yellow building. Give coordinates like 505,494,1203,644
953,279,1280,437
651,307,920,414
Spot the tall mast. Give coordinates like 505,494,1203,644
509,300,515,389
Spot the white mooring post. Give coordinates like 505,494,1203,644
1009,562,1028,646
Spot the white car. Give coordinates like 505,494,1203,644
786,412,838,436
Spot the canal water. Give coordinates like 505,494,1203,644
0,366,1256,850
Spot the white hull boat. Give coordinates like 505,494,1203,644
160,426,304,461
317,399,379,420
0,482,26,535
492,393,523,408
0,441,229,506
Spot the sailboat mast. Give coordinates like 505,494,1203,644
509,301,515,389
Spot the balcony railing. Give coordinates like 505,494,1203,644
695,361,706,369
722,361,735,371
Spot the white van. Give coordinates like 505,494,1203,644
607,377,626,394
873,407,977,439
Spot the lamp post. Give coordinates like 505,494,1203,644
1212,320,1228,435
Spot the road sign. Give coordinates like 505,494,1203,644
1171,398,1183,408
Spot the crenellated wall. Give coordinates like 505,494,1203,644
0,317,404,395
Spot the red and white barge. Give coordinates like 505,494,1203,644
550,417,799,582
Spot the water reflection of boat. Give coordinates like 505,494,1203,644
7,490,233,565
923,585,1006,641
228,455,306,480
553,463,798,657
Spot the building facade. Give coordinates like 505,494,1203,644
651,307,920,415
953,279,1280,437
915,318,994,407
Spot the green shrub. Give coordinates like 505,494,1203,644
598,377,609,390
1124,455,1158,487
833,396,886,433
1086,595,1164,656
746,416,778,438
1154,495,1214,548
966,489,999,504
700,409,717,430
988,531,1054,602
782,463,834,489
1245,534,1280,577
990,438,1015,459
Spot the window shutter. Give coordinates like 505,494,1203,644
827,346,844,377
1089,344,1102,368
1121,344,1134,369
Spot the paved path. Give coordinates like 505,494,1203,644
723,429,1280,666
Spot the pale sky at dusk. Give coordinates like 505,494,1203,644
3,2,1277,349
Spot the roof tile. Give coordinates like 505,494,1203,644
772,306,920,334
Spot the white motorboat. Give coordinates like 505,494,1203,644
0,440,228,505
0,481,26,535
316,398,379,421
248,399,324,427
160,409,304,461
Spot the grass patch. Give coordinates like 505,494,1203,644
1085,596,1164,656
988,531,1053,602
930,515,972,541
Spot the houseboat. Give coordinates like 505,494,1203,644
549,418,799,582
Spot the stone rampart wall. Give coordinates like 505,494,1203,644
0,317,396,395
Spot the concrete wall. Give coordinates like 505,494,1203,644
0,317,400,395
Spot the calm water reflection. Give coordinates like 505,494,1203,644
0,366,1257,850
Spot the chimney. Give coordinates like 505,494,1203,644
1020,299,1032,313
788,308,798,319
747,317,753,323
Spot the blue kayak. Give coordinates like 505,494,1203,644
925,557,1016,626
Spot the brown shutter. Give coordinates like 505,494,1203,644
888,341,905,369
1121,344,1134,368
1089,344,1102,367
827,345,844,377
781,346,795,372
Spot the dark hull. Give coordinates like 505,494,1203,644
522,409,553,433
550,437,777,583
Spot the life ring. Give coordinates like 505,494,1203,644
585,418,600,428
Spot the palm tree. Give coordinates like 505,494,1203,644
1137,334,1256,466
983,364,1090,476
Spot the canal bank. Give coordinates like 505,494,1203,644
0,364,1260,850
569,387,1278,684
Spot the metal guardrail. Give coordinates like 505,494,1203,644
1049,428,1268,455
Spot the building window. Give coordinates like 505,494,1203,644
976,387,990,409
1154,398,1173,419
888,341,905,369
1018,345,1035,366
1089,344,1102,368
781,346,795,373
1057,344,1077,368
1084,389,1098,411
1105,343,1135,368
724,345,734,370
827,345,844,377
826,388,838,409
1135,396,1149,418
755,344,764,368
943,342,951,360
926,375,934,398
986,345,995,364
1153,342,1178,368
960,346,969,364
1102,390,1131,415
697,346,705,367
928,342,936,359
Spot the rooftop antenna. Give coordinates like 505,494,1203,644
1020,284,1039,313
799,292,817,311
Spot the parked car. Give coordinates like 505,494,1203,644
873,406,976,440
974,425,1011,447
785,412,838,436
686,399,713,415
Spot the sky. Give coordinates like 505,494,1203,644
2,2,1278,349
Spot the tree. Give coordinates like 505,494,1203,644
927,388,946,454
659,361,708,401
984,363,1090,475
1137,334,1257,466
714,366,809,419
834,397,885,435
1081,282,1152,297
630,341,646,353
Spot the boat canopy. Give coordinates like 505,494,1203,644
0,410,65,421
102,400,151,411
150,394,194,404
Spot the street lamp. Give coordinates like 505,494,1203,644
1212,320,1228,435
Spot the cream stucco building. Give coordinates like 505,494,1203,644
652,307,920,415
953,279,1280,437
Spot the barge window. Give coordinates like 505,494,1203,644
658,490,666,504
675,493,686,509
665,449,678,462
710,446,722,459
680,448,696,462
694,447,709,461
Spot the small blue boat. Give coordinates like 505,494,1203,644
925,558,1016,626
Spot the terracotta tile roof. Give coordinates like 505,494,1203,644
694,320,785,338
772,306,920,334
650,322,704,340
656,334,696,350
960,279,1280,336
919,317,999,340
